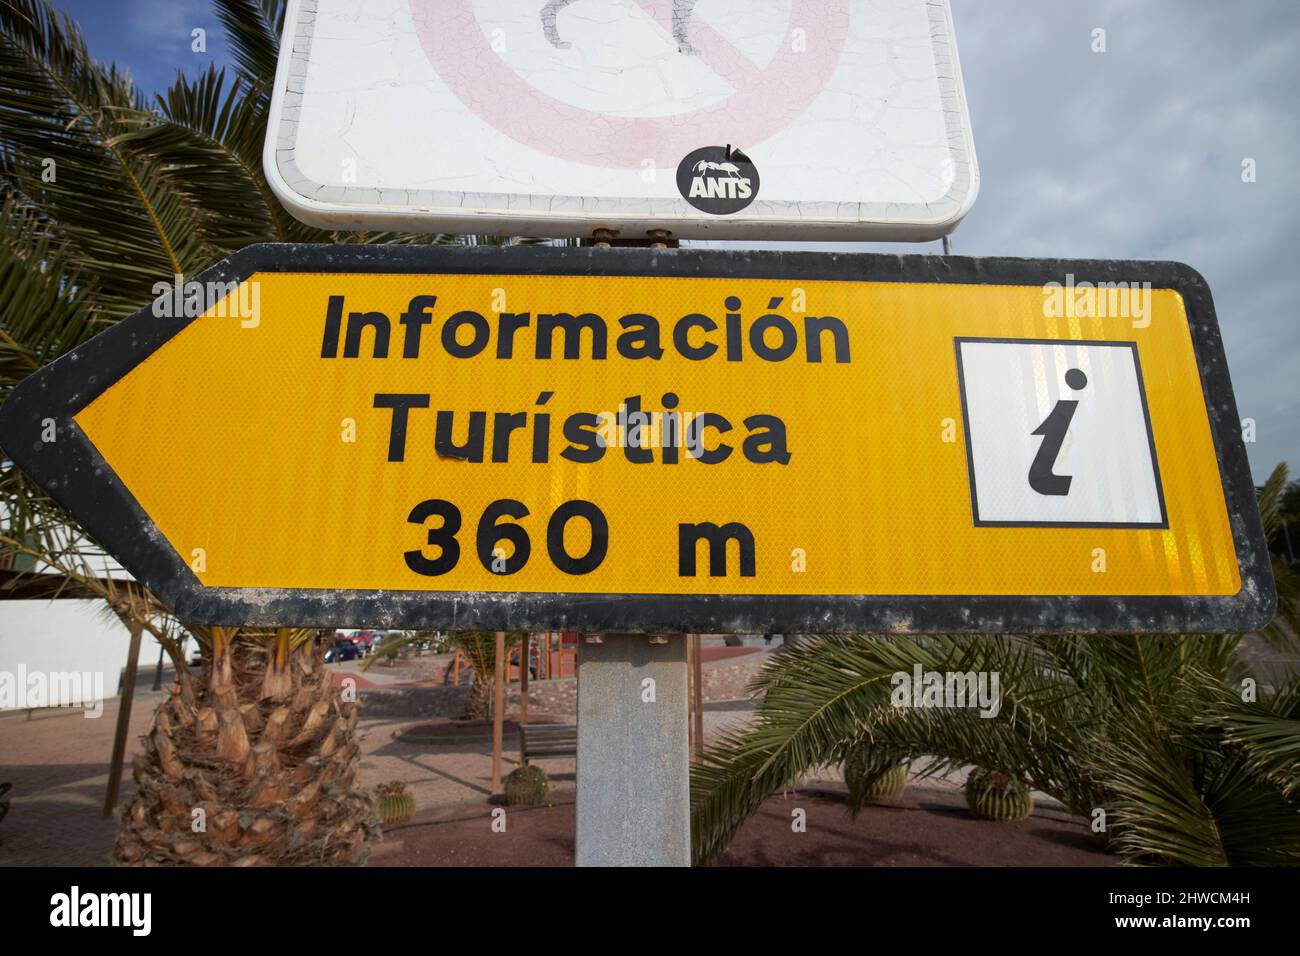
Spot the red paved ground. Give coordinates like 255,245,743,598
699,646,760,663
422,644,759,684
369,786,1113,867
330,671,384,690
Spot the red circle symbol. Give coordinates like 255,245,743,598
410,0,850,169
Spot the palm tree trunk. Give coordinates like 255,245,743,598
114,631,378,866
455,632,516,721
464,671,492,721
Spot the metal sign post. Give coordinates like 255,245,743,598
576,635,690,867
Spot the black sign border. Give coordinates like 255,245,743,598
0,244,1275,634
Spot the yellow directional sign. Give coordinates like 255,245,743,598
0,246,1273,633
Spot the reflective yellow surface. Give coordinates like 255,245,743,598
75,272,1240,597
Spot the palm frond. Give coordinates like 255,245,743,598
114,65,314,248
0,0,210,313
1215,675,1300,797
1257,463,1300,651
693,632,1300,866
1100,684,1300,867
691,634,1094,864
214,0,285,91
0,194,102,549
0,194,97,382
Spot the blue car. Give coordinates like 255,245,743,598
324,637,363,663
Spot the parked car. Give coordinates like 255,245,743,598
509,642,542,679
353,630,384,655
324,637,363,663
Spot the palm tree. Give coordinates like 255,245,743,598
0,0,496,865
118,625,378,865
371,631,520,721
450,632,521,721
690,466,1300,866
1258,463,1300,645
0,525,378,864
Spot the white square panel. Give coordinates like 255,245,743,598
956,338,1166,527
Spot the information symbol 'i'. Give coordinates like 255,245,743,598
1028,368,1088,496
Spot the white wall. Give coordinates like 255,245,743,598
0,599,171,710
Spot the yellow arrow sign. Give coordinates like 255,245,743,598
0,246,1273,632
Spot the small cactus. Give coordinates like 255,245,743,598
844,749,908,805
375,781,416,827
504,764,549,806
965,768,1033,821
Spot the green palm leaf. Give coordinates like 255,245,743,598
213,0,285,91
1215,676,1300,797
1100,699,1300,865
1258,463,1300,651
691,635,1094,864
692,634,1300,866
114,65,305,248
0,0,209,314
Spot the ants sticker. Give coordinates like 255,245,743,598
677,146,760,215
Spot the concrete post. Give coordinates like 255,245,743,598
575,635,690,866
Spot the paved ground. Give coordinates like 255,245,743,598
368,785,1112,867
1240,631,1300,687
0,649,768,866
16,633,1279,868
0,694,153,867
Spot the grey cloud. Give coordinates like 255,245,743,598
700,0,1299,482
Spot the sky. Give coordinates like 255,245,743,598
52,0,1300,483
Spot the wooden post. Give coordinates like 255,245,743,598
692,634,704,759
491,631,505,795
104,618,144,817
685,634,694,754
520,633,530,725
452,648,461,686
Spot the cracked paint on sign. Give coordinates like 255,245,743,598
265,0,978,239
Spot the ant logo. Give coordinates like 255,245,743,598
677,145,760,215
694,160,747,181
542,0,699,54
